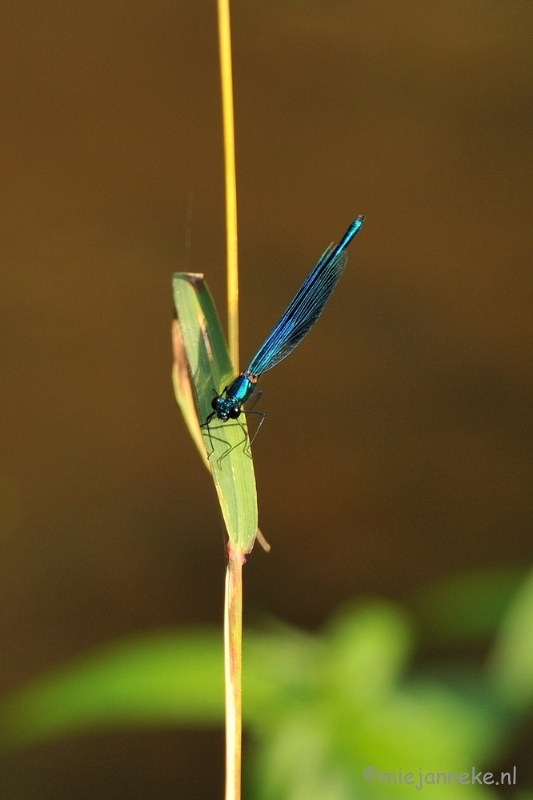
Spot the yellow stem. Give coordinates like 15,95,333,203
217,0,239,372
218,4,243,796
224,546,244,800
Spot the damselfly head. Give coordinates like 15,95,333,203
211,394,241,422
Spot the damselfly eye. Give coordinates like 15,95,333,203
229,406,241,419
211,396,221,411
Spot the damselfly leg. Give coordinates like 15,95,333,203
200,390,265,466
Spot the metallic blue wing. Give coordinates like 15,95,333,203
246,216,365,376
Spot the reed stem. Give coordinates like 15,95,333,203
224,545,244,800
217,5,243,798
217,0,239,372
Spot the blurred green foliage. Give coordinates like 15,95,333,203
1,566,532,798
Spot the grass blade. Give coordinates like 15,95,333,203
172,272,258,553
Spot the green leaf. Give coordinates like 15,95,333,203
0,628,307,754
0,631,225,753
319,601,413,706
487,568,533,710
172,273,258,552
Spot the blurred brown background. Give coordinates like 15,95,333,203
0,0,531,796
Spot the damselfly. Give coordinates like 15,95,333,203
204,215,365,445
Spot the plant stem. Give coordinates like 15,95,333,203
224,544,245,800
217,0,239,372
217,3,244,796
